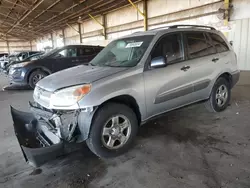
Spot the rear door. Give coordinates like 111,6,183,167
52,47,78,72
209,32,233,68
183,31,219,101
77,46,97,65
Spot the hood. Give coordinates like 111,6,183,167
37,65,129,92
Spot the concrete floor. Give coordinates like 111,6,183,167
1,73,250,188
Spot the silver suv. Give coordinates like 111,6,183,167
11,25,239,166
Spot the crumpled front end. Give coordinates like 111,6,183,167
10,102,80,167
11,100,94,167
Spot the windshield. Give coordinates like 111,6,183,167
90,35,154,67
40,47,60,58
22,53,42,61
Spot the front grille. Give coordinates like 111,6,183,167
33,86,52,108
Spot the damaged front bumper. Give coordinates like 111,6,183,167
11,102,95,167
11,106,65,167
10,103,74,167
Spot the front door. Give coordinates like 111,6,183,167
52,47,78,72
144,33,196,119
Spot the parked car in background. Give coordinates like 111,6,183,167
0,51,42,70
10,25,239,167
0,53,9,70
8,45,104,88
5,52,44,73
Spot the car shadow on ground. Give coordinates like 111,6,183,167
2,84,32,91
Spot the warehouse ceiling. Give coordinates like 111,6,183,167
0,0,139,41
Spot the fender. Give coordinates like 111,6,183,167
25,66,52,81
208,71,233,97
77,107,99,142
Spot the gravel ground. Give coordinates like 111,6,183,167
0,72,250,188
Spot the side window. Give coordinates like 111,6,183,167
185,32,216,59
78,47,95,56
152,33,184,64
56,48,77,58
95,47,103,53
209,33,229,53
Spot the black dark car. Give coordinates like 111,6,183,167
8,45,104,88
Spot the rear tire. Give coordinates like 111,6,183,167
28,70,47,89
86,102,138,158
205,77,231,112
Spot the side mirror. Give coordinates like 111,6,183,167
151,56,167,68
230,41,233,46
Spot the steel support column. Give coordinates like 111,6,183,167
66,23,80,34
128,0,147,31
88,14,107,38
102,14,107,40
50,33,54,48
62,28,66,45
30,41,32,50
143,0,148,31
6,40,10,54
78,23,83,43
224,0,229,37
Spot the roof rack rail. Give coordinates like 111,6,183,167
169,25,216,30
150,26,170,31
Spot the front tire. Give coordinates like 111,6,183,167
86,103,138,158
28,70,47,89
205,77,231,112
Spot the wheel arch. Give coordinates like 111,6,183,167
208,72,232,97
26,67,51,82
100,95,142,125
77,94,142,142
218,72,232,87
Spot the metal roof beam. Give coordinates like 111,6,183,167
35,0,115,32
0,5,69,13
1,0,19,26
22,0,62,28
1,20,43,38
32,1,84,30
2,0,26,9
5,0,45,35
39,0,126,35
0,30,30,40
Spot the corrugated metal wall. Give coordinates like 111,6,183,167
228,18,250,70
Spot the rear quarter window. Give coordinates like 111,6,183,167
209,33,229,53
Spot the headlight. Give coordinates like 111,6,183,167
12,62,30,68
50,84,91,107
9,67,15,75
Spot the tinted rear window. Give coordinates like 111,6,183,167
185,32,216,59
209,33,229,53
78,47,95,56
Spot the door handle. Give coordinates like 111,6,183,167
180,65,190,71
72,59,79,63
212,58,219,62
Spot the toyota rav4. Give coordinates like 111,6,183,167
11,25,240,167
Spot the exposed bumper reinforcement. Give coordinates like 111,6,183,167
10,106,64,167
